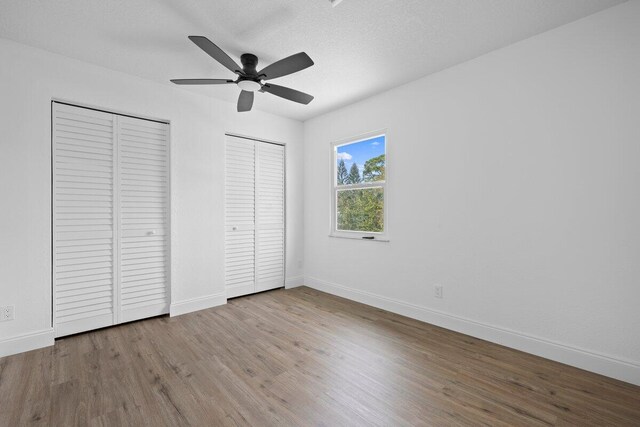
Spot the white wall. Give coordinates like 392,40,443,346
303,2,640,385
0,38,304,355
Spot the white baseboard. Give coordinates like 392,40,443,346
0,328,55,358
305,276,640,386
170,292,226,317
285,275,304,289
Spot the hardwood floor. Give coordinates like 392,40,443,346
1,286,639,426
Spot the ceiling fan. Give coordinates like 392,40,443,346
171,36,315,112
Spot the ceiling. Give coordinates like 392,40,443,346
0,0,624,121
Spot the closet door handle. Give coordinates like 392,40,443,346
147,230,157,236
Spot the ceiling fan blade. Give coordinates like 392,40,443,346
170,79,234,85
188,36,242,74
237,90,254,112
258,52,314,80
261,83,314,105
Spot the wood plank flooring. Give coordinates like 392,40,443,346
1,286,639,426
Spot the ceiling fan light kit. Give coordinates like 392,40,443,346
171,36,315,112
237,79,261,92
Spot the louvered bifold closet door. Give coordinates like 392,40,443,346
53,103,116,337
224,136,256,298
118,116,170,322
255,142,285,292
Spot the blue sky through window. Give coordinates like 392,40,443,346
336,135,385,178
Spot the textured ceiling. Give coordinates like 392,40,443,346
0,0,625,121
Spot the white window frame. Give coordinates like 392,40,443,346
330,130,389,241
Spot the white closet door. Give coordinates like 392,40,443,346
224,136,256,298
224,136,285,298
118,116,170,322
53,103,116,337
255,142,285,293
54,103,170,337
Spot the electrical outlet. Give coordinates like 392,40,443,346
0,305,14,321
297,260,303,269
434,285,443,299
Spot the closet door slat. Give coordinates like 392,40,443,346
225,136,256,298
255,142,285,293
118,116,170,323
53,103,116,337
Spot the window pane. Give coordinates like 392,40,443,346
336,135,385,186
337,187,384,233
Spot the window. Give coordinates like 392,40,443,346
331,132,387,240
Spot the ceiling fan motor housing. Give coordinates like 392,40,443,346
240,53,259,76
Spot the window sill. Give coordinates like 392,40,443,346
328,234,390,242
